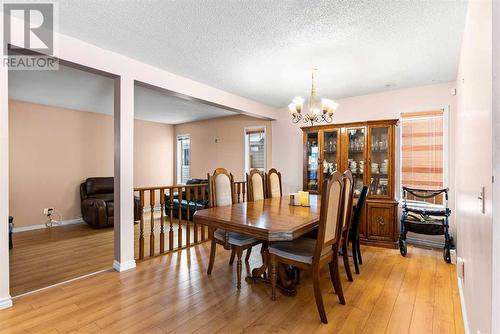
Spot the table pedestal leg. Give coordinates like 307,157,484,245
246,242,297,296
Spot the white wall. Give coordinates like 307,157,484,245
455,0,493,333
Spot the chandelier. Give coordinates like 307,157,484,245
288,69,338,126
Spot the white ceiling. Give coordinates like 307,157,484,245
8,64,236,124
49,0,467,107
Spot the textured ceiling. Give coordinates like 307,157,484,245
49,0,467,107
8,64,236,124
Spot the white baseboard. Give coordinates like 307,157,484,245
0,296,13,310
113,260,136,272
458,276,470,334
13,218,85,233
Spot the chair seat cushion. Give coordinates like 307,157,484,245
214,229,259,247
269,237,332,264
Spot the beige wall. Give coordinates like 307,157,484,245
9,100,173,227
174,115,272,182
456,0,493,332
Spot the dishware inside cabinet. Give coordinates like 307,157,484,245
305,132,319,192
369,126,390,197
322,130,339,180
347,128,365,197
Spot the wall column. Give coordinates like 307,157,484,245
0,14,13,309
113,76,136,272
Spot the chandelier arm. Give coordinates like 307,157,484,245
292,114,302,124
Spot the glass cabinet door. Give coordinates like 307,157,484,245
305,132,319,191
322,130,339,180
369,126,390,197
347,128,366,196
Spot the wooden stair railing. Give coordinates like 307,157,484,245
134,181,247,260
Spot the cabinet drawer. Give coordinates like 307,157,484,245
366,202,397,242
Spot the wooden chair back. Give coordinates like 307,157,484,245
341,170,354,235
246,169,266,201
315,171,345,257
207,168,235,207
266,168,282,198
350,185,368,238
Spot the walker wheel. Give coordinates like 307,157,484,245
399,238,407,257
443,247,451,264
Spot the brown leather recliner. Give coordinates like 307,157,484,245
80,177,140,228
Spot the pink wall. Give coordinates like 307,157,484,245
174,115,272,181
9,100,173,227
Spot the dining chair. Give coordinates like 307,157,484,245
340,170,355,282
206,168,261,289
350,185,368,274
266,168,282,198
269,171,346,324
246,168,266,201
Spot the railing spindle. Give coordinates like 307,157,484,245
237,182,241,203
149,189,155,257
186,186,191,247
194,185,199,243
178,186,183,249
134,181,246,259
169,188,174,251
201,187,206,241
242,182,246,202
160,188,165,254
139,190,145,260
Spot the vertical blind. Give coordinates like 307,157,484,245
400,110,445,204
177,135,191,184
246,129,265,171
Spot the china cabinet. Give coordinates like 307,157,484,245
302,119,398,247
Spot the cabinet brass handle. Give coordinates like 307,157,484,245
376,216,385,225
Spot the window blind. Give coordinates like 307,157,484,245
245,129,265,171
400,110,445,204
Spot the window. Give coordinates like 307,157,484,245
176,134,191,184
400,110,447,205
244,128,266,173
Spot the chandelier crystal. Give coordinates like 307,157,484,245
288,69,338,126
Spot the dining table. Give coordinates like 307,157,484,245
193,194,322,294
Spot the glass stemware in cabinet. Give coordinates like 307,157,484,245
306,133,319,191
323,131,338,179
347,128,365,196
370,127,389,196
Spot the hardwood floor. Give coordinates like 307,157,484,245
3,239,464,333
9,223,114,296
9,218,200,296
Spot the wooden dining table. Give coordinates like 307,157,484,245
193,195,321,293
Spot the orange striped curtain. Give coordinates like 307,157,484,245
400,110,444,204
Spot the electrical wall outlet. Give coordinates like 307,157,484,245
43,207,54,215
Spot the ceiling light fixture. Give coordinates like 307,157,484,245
288,69,338,126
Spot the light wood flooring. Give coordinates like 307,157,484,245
9,218,201,296
4,238,464,333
